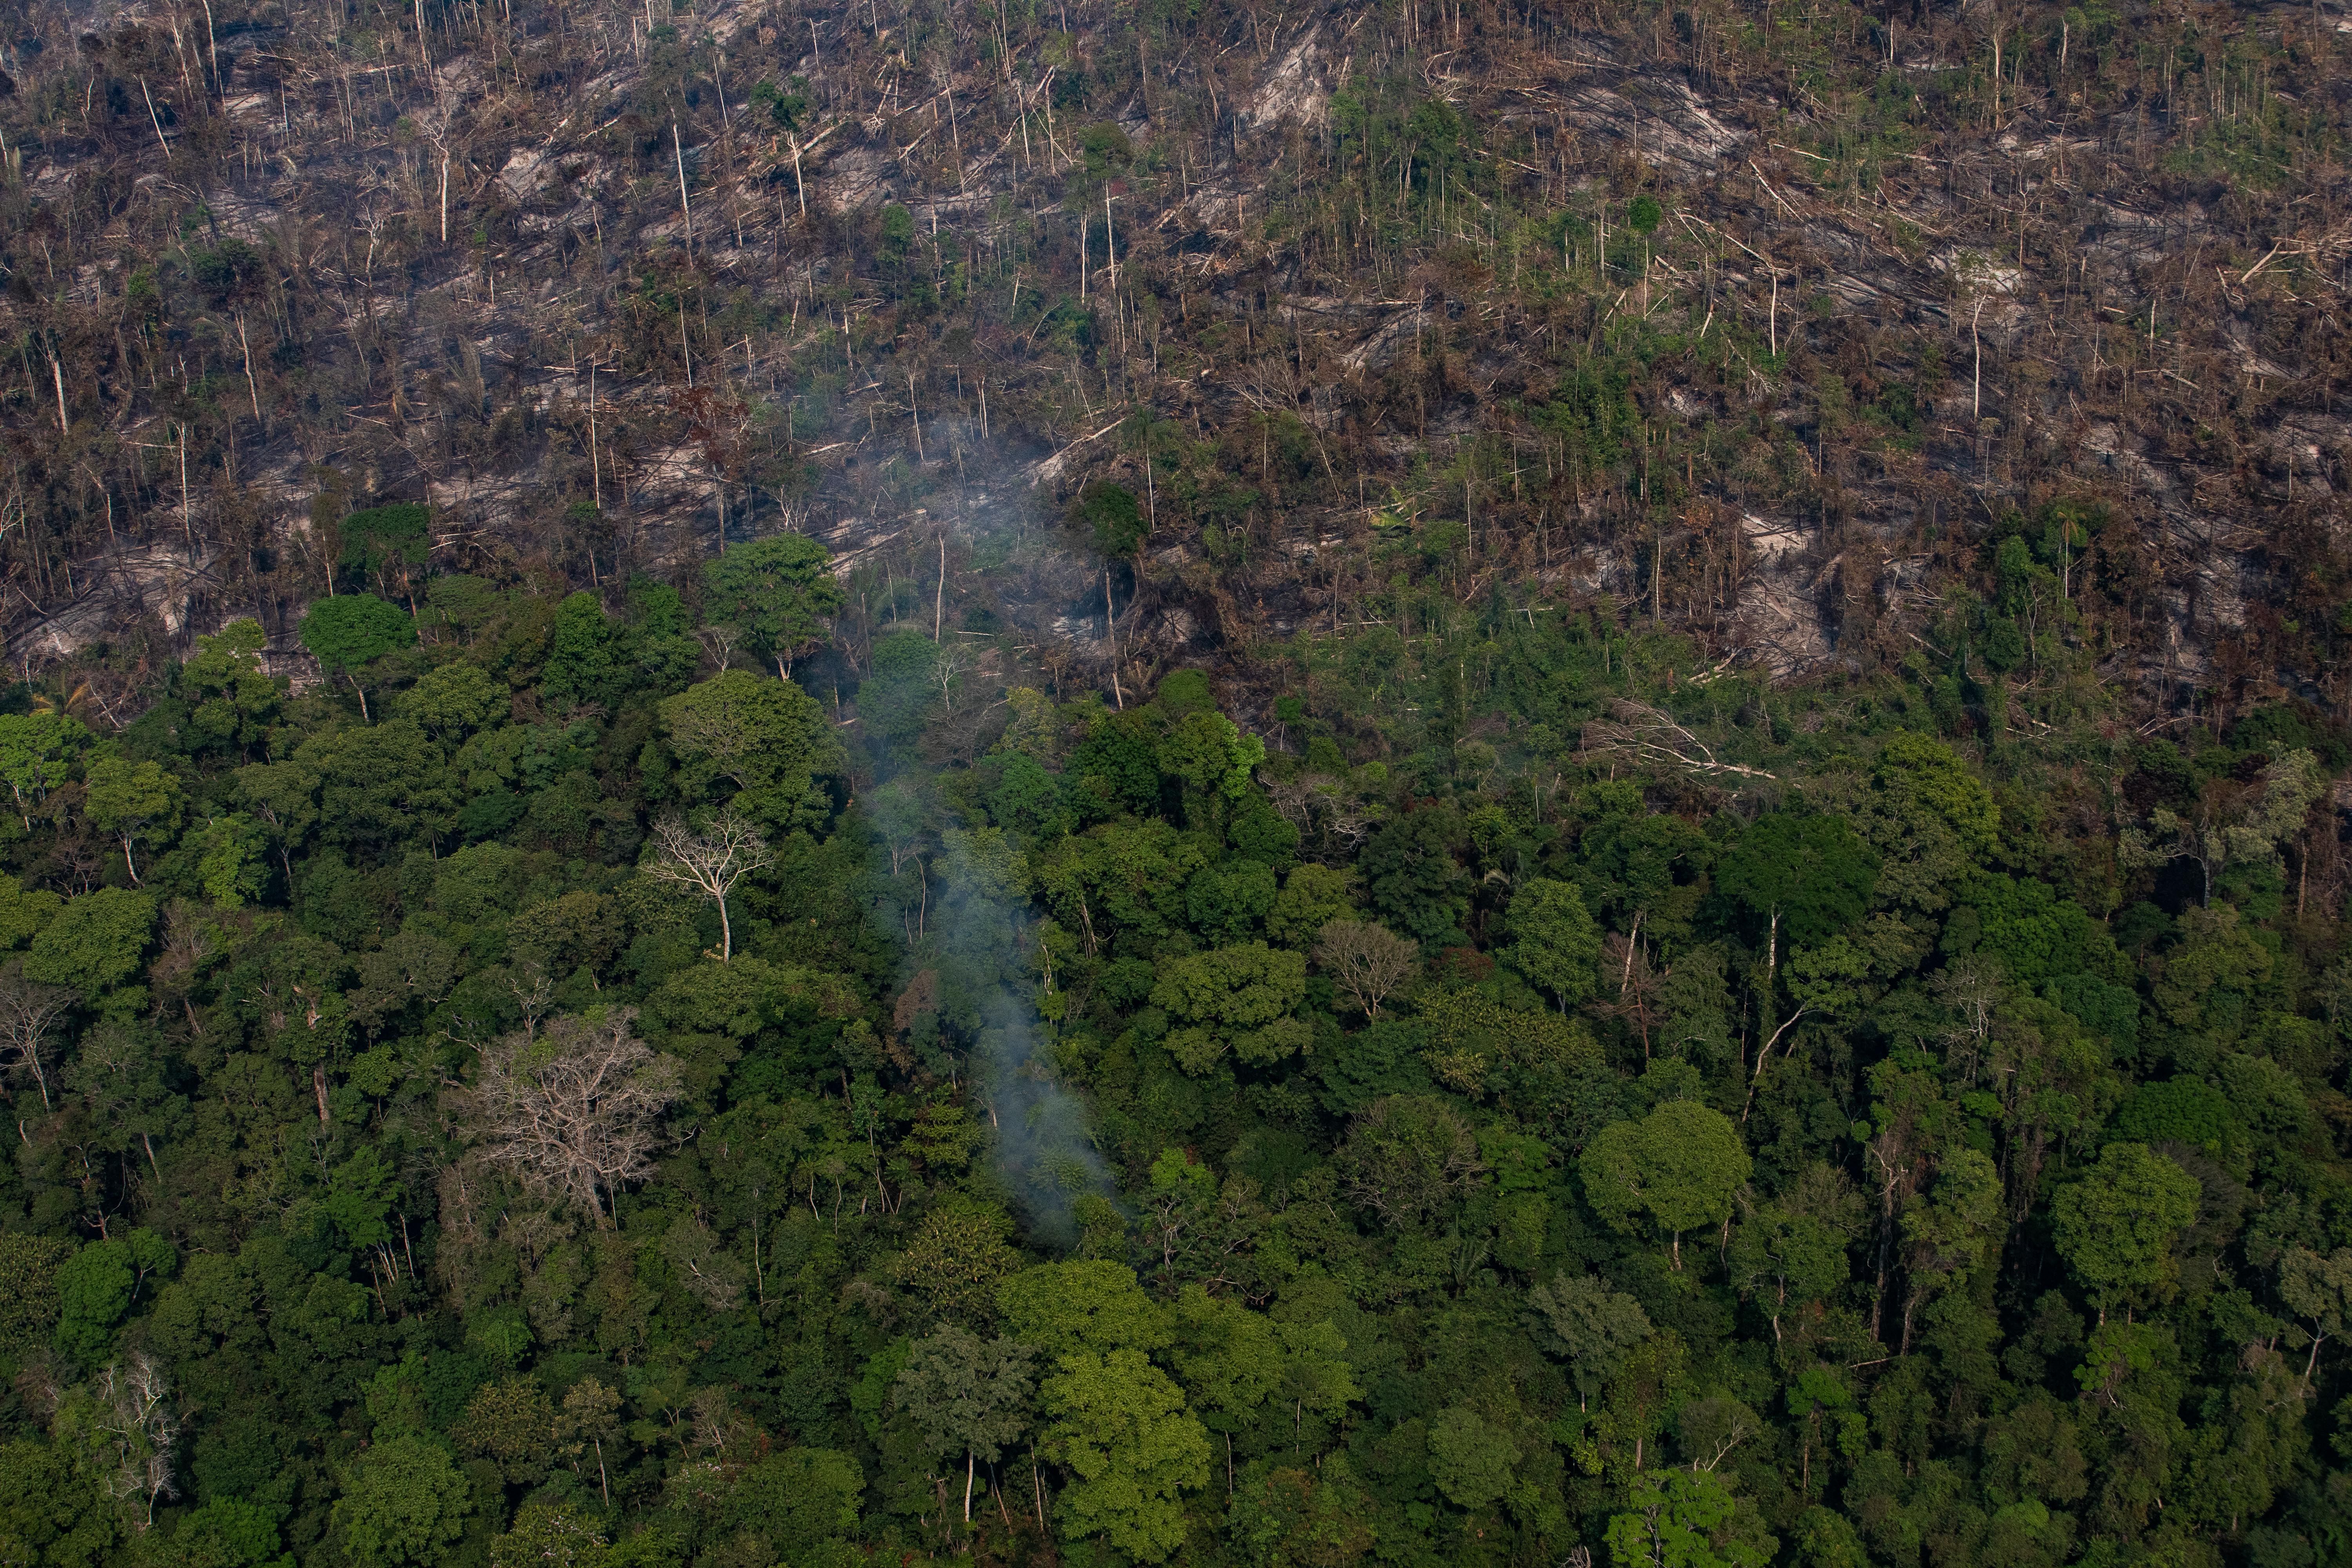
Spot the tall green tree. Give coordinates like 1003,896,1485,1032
1000,1261,1171,1357
710,1449,864,1562
336,503,431,603
1714,813,1879,967
541,591,618,710
1038,1347,1211,1564
893,1325,1037,1521
1426,1405,1520,1510
1505,876,1603,1009
298,594,416,721
703,533,844,677
1529,1272,1653,1409
1581,1101,1753,1269
1358,812,1470,946
177,619,282,759
331,1434,472,1567
81,755,183,886
1727,1170,1860,1344
53,1230,176,1366
25,889,156,996
1149,942,1309,1074
1895,1147,2004,1350
2051,1142,2199,1321
2279,1247,2352,1389
1604,1467,1777,1568
0,712,87,831
660,669,838,827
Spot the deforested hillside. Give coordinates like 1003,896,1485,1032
2,0,2348,715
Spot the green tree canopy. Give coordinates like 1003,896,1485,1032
299,593,415,671
53,1230,175,1366
1528,1272,1653,1407
2278,1246,2352,1387
1581,1101,1753,1268
178,619,281,757
712,1448,864,1562
1076,482,1147,559
298,594,416,720
703,533,845,676
1038,1346,1211,1563
1727,1203,1853,1343
331,1433,472,1567
1337,1094,1485,1231
2051,1141,2200,1317
1000,1261,1171,1357
397,661,507,739
337,503,431,597
82,754,183,886
1150,941,1309,1074
1715,812,1880,952
893,1326,1036,1518
457,1376,557,1485
1227,1465,1375,1568
0,1437,118,1566
1426,1405,1520,1510
172,1497,290,1568
1505,876,1603,1007
488,1502,606,1568
1359,811,1470,946
1158,710,1266,818
1268,864,1357,948
541,590,618,710
1604,1467,1777,1568
0,712,87,830
25,888,157,995
659,669,839,826
860,630,942,747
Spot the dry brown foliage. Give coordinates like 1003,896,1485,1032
463,1008,681,1227
1312,918,1419,1021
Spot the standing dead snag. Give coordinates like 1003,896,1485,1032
644,808,771,962
1312,919,1419,1021
466,1009,682,1227
94,1350,181,1528
0,965,73,1112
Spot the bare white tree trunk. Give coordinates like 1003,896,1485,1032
0,969,71,1112
644,809,773,961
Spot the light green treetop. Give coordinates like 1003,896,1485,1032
1150,941,1309,1074
1581,1100,1752,1269
82,753,183,886
332,1433,474,1568
1038,1346,1211,1564
1505,877,1603,1008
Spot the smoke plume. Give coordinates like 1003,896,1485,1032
927,824,1111,1248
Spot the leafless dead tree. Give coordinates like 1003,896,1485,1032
466,1009,681,1227
94,1350,180,1528
1931,957,2004,1090
1265,772,1374,861
642,809,771,962
1314,918,1419,1020
0,964,74,1112
692,622,740,672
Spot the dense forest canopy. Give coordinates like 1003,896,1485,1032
0,567,2347,1568
2,0,2352,1563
